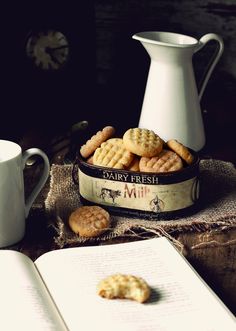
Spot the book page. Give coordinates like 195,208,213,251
35,237,236,331
0,250,67,331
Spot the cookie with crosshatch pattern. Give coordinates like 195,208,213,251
68,206,110,237
139,149,183,173
123,128,163,157
93,138,134,169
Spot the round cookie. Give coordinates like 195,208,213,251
93,138,134,169
80,126,115,158
139,149,183,173
123,128,163,157
68,206,110,237
166,139,194,165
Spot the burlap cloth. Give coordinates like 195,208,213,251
45,159,236,249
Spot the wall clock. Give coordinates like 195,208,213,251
0,1,95,144
26,29,70,71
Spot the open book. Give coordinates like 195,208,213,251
0,237,235,331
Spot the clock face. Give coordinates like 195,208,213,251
26,30,69,70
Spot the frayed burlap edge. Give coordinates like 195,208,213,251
45,159,236,250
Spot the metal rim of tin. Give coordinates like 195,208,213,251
76,150,199,183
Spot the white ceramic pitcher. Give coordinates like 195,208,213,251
132,31,224,151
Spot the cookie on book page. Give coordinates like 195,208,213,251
97,274,151,303
68,206,110,237
123,128,163,157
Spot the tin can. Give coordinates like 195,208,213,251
76,151,200,219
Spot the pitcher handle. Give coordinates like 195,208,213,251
196,33,224,101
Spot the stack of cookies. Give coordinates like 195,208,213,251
79,126,194,173
68,127,195,238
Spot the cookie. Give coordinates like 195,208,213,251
139,149,183,173
123,128,163,157
97,274,150,303
86,155,94,165
80,126,115,158
93,138,134,169
68,206,110,237
166,139,194,165
125,156,140,172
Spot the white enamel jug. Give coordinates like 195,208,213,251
132,32,224,151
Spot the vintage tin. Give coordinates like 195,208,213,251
76,151,200,219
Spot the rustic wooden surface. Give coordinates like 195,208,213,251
176,229,236,316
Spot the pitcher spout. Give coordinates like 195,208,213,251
132,31,198,48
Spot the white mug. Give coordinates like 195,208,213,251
0,140,50,247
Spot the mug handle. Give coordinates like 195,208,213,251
22,148,50,217
196,33,224,101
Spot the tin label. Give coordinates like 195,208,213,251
79,169,199,213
